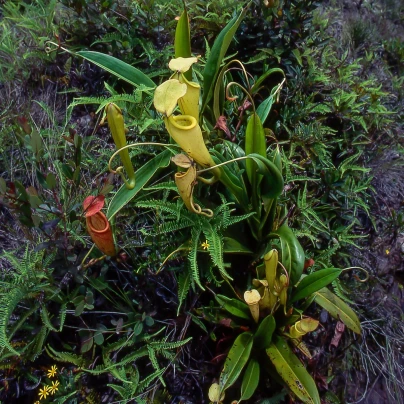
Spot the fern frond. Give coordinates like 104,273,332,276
177,270,191,315
40,306,58,332
143,181,177,192
45,345,87,367
136,200,182,217
150,217,194,236
28,325,47,361
331,279,355,304
225,211,255,228
189,227,203,290
147,345,165,386
0,287,26,356
91,32,124,46
107,383,129,399
203,223,230,281
58,303,67,332
137,368,166,391
149,337,192,351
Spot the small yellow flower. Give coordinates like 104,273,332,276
386,249,390,255
201,240,210,250
47,364,58,378
49,380,60,395
34,401,40,404
38,385,51,400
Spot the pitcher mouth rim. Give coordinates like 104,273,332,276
87,212,109,234
168,114,197,130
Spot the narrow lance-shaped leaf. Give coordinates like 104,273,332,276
256,91,276,124
246,153,284,199
219,332,254,395
174,7,192,81
201,3,250,112
251,68,285,93
107,149,173,219
270,224,305,287
266,335,320,404
291,268,342,303
313,287,361,334
215,294,251,320
245,113,266,188
254,314,276,350
77,51,155,88
238,358,260,402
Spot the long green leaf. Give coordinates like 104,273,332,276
256,92,276,124
254,314,276,350
219,332,254,395
247,153,284,199
266,335,320,404
107,149,172,219
291,268,342,303
270,224,305,287
239,358,260,402
251,68,285,93
223,237,253,254
201,4,250,112
77,51,155,88
313,287,361,334
245,113,266,187
174,7,192,81
215,294,251,320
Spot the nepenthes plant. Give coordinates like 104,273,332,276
62,3,367,403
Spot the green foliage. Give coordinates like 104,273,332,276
67,4,372,402
0,0,57,82
0,246,58,357
136,194,255,289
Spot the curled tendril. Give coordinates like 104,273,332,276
197,155,257,175
277,261,290,284
222,59,254,92
44,40,69,56
273,78,286,103
225,82,256,112
341,266,370,283
156,246,189,274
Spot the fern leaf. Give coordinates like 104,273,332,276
143,181,177,191
136,200,182,216
0,287,26,356
149,337,192,351
137,368,166,391
203,224,230,281
28,325,47,361
225,211,255,227
147,345,165,387
189,228,204,290
177,270,191,315
45,345,87,367
58,303,67,332
40,306,58,332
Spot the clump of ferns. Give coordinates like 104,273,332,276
135,192,255,292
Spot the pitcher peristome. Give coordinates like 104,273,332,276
86,211,116,257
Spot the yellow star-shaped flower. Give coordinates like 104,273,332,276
38,385,50,400
201,240,210,250
49,380,60,395
47,364,58,378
